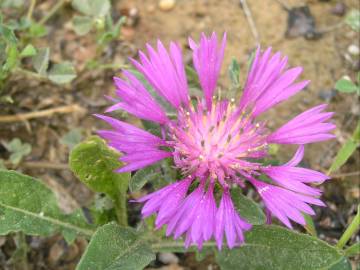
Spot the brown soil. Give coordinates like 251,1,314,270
0,0,359,269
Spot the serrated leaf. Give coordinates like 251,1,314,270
72,15,93,36
130,68,175,116
345,9,360,32
0,170,94,243
76,223,155,270
185,65,200,89
228,58,240,88
129,164,161,192
69,136,130,226
328,121,360,173
20,44,37,57
231,188,266,225
216,225,343,270
335,78,358,93
72,0,110,17
32,47,49,76
48,62,77,84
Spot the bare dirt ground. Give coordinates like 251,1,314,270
0,0,359,269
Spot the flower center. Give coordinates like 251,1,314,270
169,100,269,187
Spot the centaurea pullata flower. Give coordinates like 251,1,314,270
97,32,335,249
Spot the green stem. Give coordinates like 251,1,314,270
336,205,360,249
151,240,217,252
113,195,128,227
344,242,360,257
13,232,29,270
26,0,37,21
38,0,67,25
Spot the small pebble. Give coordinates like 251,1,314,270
331,2,346,16
348,44,360,56
159,0,176,11
158,252,179,264
48,242,65,265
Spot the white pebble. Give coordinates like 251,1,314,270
158,252,179,264
159,0,176,11
348,44,360,56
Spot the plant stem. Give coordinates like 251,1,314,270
38,0,67,25
13,232,29,270
337,205,360,249
27,0,37,21
151,240,217,252
344,242,360,257
113,195,128,227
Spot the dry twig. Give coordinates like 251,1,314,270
0,104,86,123
5,161,69,170
239,0,260,43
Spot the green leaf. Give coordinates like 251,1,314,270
48,62,77,84
344,242,360,257
345,9,360,32
60,128,83,149
32,47,50,76
228,58,240,89
2,138,31,165
3,44,18,71
216,225,343,270
129,165,161,193
0,24,17,44
69,136,130,226
69,136,129,198
303,213,317,236
0,170,94,243
185,65,201,90
231,188,266,225
72,0,110,17
20,44,37,58
335,78,359,93
76,223,155,270
328,257,352,270
328,121,360,173
28,23,48,38
72,15,93,36
130,69,175,115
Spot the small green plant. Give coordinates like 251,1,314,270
2,138,31,165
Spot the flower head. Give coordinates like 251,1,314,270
97,32,335,249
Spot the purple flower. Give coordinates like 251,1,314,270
97,32,335,249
